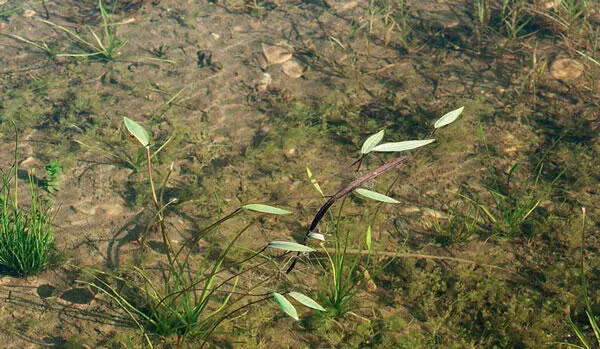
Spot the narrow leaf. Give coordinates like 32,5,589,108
123,117,150,148
243,204,291,215
355,188,400,204
371,139,435,152
288,292,326,311
361,129,385,154
268,241,315,252
434,106,464,129
366,225,372,251
274,293,299,320
306,167,324,197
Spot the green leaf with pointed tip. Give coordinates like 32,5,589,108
288,292,326,311
243,204,291,215
371,139,435,152
274,293,299,320
361,129,385,154
306,167,324,197
268,241,315,252
434,106,464,129
355,188,400,204
123,117,150,148
366,225,372,251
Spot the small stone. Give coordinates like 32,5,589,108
261,42,292,65
0,22,7,31
550,58,584,81
281,60,305,78
0,0,7,5
256,72,272,92
326,0,359,12
23,9,37,18
19,156,43,169
210,32,220,40
536,0,561,10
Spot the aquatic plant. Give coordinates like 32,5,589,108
557,208,600,349
0,128,54,276
291,107,466,318
87,117,324,347
44,160,61,194
41,0,127,61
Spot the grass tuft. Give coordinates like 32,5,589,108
0,171,54,276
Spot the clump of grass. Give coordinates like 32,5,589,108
41,0,127,61
0,130,54,276
460,162,557,239
432,205,480,246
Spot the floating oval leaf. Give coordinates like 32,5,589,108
268,241,315,252
355,188,400,204
308,232,325,241
288,292,326,311
371,139,435,152
434,106,464,129
360,129,385,154
366,225,372,251
274,293,299,320
243,204,291,215
123,117,150,148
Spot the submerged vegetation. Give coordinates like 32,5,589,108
0,0,598,347
0,131,54,276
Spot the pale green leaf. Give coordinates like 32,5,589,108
366,225,372,251
268,241,315,252
274,293,299,320
288,292,326,311
434,106,464,129
360,129,385,154
308,232,325,241
306,167,324,197
243,204,291,215
355,188,400,204
123,117,150,148
371,139,435,152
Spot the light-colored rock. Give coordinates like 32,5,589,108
19,156,43,169
0,22,7,31
23,9,37,18
536,0,561,10
326,0,359,12
281,60,305,78
261,42,292,65
550,58,584,81
77,202,125,217
256,72,272,92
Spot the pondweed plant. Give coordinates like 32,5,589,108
0,130,54,276
292,107,466,318
44,160,61,194
87,117,325,347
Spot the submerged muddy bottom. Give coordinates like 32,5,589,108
0,0,599,347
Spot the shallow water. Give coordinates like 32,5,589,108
0,0,599,347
